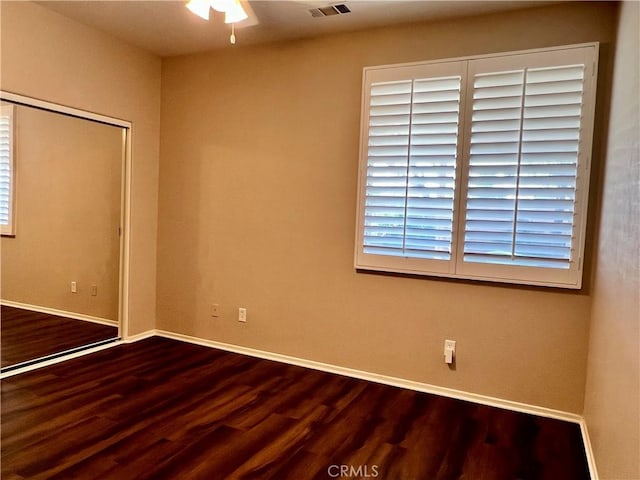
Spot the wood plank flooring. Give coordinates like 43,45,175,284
1,306,118,368
1,337,590,479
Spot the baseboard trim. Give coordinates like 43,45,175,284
154,329,582,424
580,419,599,480
123,329,157,343
1,300,118,327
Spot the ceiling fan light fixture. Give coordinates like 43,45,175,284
224,1,248,24
186,0,210,20
210,0,236,13
185,0,249,45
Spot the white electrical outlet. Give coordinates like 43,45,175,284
71,281,77,293
238,307,247,322
444,340,456,364
211,304,220,317
91,285,98,296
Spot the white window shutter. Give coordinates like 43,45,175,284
0,104,14,235
457,46,597,287
463,64,585,269
356,61,466,275
356,44,598,288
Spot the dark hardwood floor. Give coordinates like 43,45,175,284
1,305,118,368
1,337,590,479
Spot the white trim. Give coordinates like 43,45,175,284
1,300,118,327
123,329,156,343
118,124,132,340
154,329,582,424
580,419,599,480
363,42,599,73
0,340,122,379
0,91,131,128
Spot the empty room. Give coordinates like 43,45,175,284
0,1,638,479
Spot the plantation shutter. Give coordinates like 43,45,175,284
463,64,585,269
457,46,596,286
356,44,598,288
0,104,13,234
356,61,465,274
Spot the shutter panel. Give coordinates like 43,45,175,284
405,77,460,260
464,70,523,264
463,64,585,269
363,80,412,256
362,76,461,260
516,65,584,266
0,106,12,229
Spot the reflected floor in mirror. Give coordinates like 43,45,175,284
0,305,118,368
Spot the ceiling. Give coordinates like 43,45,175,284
38,0,556,57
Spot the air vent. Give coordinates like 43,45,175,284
309,4,351,17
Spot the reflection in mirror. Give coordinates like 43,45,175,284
0,100,124,371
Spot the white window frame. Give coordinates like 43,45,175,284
0,103,16,236
355,43,599,289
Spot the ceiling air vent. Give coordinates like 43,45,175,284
309,4,351,18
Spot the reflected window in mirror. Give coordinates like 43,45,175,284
0,103,15,236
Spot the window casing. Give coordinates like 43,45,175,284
0,104,15,236
355,44,598,289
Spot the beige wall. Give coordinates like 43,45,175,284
0,1,161,335
584,2,640,479
1,104,122,320
1,7,634,471
158,2,616,413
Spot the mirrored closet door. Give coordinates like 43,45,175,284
0,94,128,372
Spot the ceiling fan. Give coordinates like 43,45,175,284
185,0,254,44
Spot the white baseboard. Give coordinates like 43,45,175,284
1,300,118,327
123,329,156,343
580,419,599,480
154,329,582,424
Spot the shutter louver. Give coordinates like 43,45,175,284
0,109,11,228
463,64,585,269
363,76,461,260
